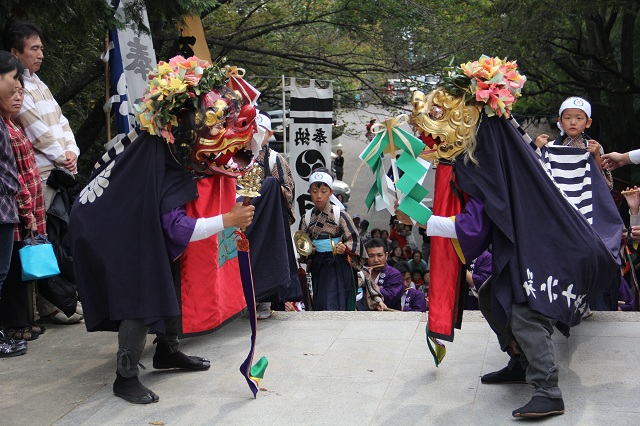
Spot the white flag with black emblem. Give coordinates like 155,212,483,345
287,78,333,231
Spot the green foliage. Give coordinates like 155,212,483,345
0,0,637,185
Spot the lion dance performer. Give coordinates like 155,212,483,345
398,55,622,418
70,56,261,404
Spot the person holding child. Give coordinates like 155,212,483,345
298,168,365,311
623,186,640,243
602,150,640,171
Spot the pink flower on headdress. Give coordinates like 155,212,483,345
459,55,526,117
137,55,226,144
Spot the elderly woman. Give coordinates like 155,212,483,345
0,61,47,343
0,51,27,357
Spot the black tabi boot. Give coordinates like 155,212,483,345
481,354,527,384
512,396,565,418
113,373,159,404
114,345,158,404
152,337,210,371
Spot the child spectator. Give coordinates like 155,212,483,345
535,97,612,189
389,220,408,249
299,168,366,311
395,261,427,312
365,118,376,142
412,271,424,288
536,97,618,310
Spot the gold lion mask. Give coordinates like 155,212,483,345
409,89,481,163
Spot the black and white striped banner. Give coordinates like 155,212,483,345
287,78,333,229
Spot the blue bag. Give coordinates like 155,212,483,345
19,237,60,281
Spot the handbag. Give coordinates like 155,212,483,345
19,233,61,281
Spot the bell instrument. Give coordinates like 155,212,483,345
293,231,315,257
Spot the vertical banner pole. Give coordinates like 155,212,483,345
104,32,111,143
282,75,287,158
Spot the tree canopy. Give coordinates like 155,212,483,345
1,0,638,183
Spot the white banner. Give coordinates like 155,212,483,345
286,78,333,231
105,0,156,148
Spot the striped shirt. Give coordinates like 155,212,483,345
541,146,595,224
552,134,613,190
13,70,79,178
5,118,46,240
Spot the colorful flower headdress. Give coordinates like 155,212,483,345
137,55,228,143
441,55,526,118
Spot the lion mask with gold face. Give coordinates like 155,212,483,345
410,89,481,163
410,55,526,164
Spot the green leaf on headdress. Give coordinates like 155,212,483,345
441,72,471,97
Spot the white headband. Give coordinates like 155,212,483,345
309,171,346,210
309,171,333,189
559,97,591,119
255,111,272,131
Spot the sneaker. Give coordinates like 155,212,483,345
41,310,83,325
0,330,27,358
76,302,83,316
257,302,273,320
512,396,565,418
481,360,527,384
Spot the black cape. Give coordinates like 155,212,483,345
244,176,301,302
69,130,197,332
454,114,622,332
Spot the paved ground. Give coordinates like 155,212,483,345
2,310,639,425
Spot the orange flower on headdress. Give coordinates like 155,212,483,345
458,55,526,117
136,56,227,143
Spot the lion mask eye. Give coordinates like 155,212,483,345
428,105,444,120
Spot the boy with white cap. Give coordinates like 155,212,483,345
535,96,613,189
298,168,366,311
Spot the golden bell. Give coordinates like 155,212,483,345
293,231,315,257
